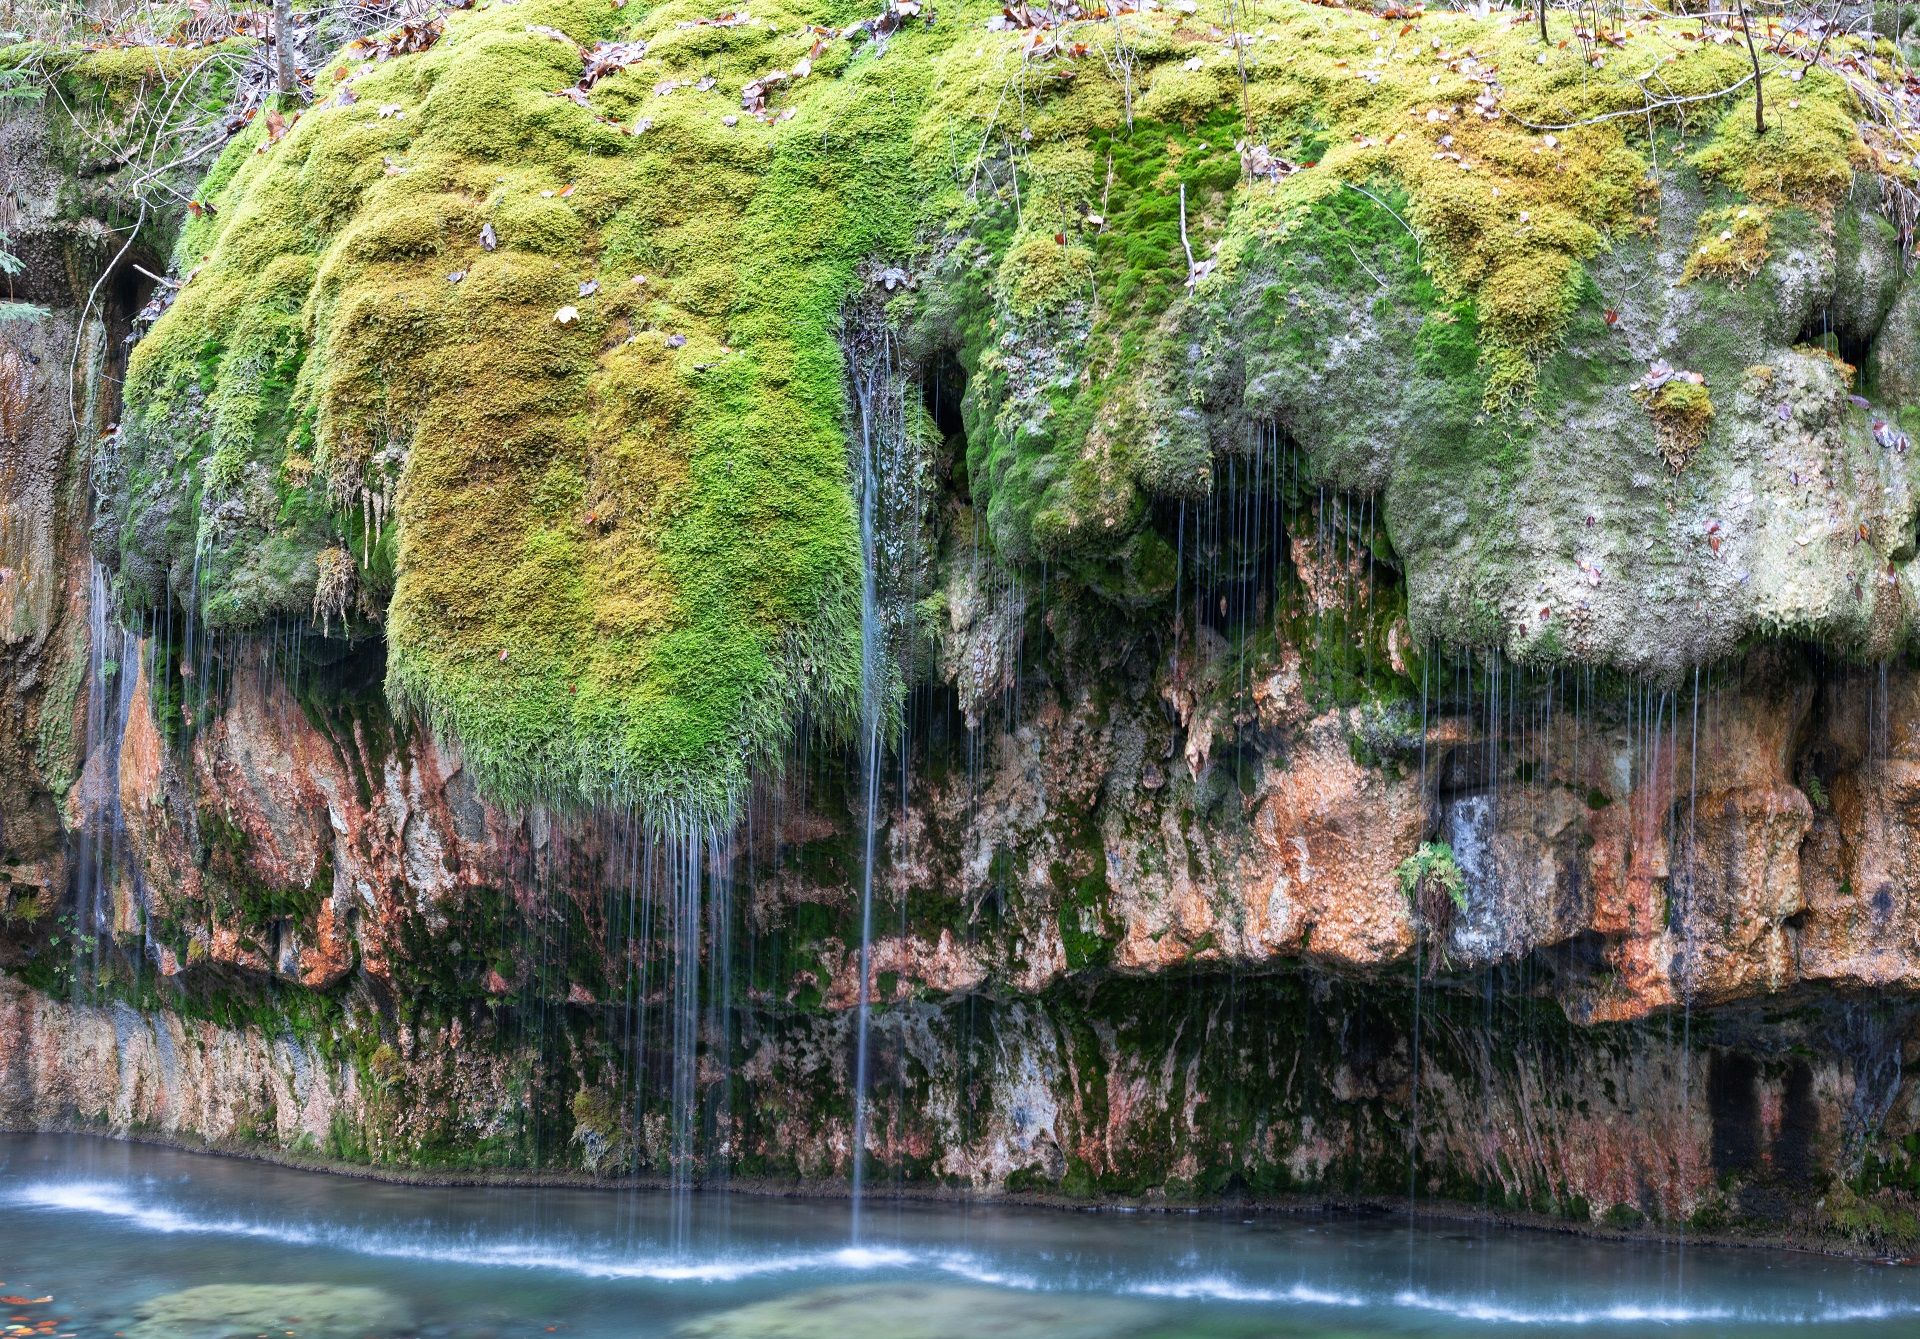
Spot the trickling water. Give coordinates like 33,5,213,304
841,292,929,1239
71,561,145,993
666,823,729,1251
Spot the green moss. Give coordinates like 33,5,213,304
3,36,255,249
998,233,1095,318
1053,845,1116,972
115,0,959,819
102,0,1895,819
198,807,332,928
1683,204,1773,284
1689,86,1865,209
1643,378,1716,473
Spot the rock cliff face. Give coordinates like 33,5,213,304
6,0,1920,1256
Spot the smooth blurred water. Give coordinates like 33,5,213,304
2,1134,1919,1338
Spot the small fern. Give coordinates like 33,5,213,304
1396,841,1468,913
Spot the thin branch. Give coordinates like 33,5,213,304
1179,181,1195,286
1343,181,1419,267
1512,68,1762,131
69,201,148,435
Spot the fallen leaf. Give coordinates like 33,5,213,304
554,305,580,324
578,278,599,297
666,332,687,347
480,222,497,250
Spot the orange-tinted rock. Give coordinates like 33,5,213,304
1242,715,1420,967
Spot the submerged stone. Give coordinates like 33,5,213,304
677,1282,1160,1339
127,1283,411,1339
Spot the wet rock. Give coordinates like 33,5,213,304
1443,787,1589,970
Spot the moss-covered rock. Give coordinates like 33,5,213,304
96,0,1920,818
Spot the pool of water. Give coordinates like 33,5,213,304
1,1134,1917,1337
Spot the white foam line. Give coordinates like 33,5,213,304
1128,1273,1920,1325
1131,1277,1366,1307
932,1253,1043,1290
5,1182,918,1283
18,1181,1920,1324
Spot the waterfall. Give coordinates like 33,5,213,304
841,286,929,1239
71,561,144,993
665,822,729,1251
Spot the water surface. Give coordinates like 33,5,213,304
1,1134,1916,1337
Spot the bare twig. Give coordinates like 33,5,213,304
1107,6,1133,131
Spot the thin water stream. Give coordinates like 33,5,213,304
3,1135,1919,1338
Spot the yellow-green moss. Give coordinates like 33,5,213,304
1643,379,1716,473
1690,89,1866,209
921,1,1888,562
106,0,1898,818
999,233,1096,317
1683,204,1773,284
